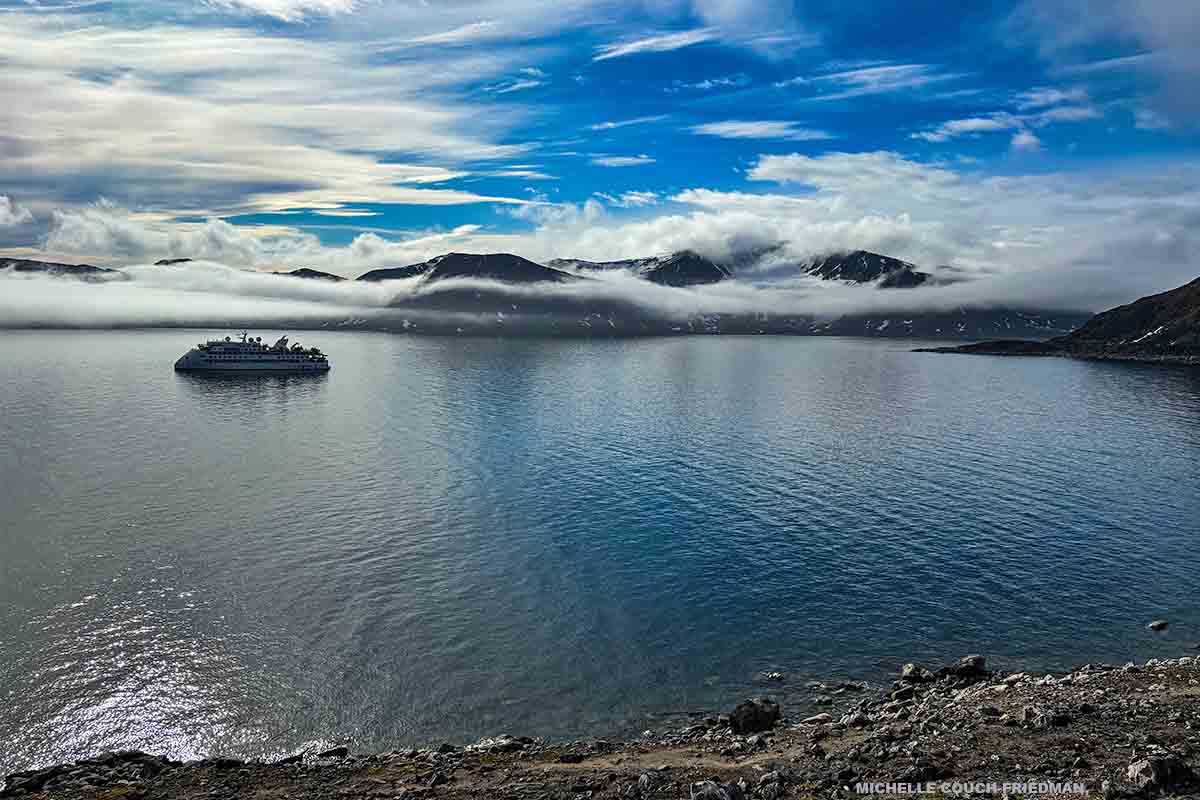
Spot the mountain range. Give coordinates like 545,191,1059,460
356,249,928,289
3,249,1094,340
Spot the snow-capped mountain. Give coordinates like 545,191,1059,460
549,250,732,287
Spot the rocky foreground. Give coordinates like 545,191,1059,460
5,654,1200,799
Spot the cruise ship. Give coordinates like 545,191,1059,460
174,332,331,372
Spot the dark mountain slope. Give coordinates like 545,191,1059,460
550,250,731,287
277,268,344,281
920,275,1200,364
803,250,931,287
421,253,578,284
1,258,122,281
357,262,433,282
360,253,578,284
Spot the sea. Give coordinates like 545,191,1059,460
2,329,1198,774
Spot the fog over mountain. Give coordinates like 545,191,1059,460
1,249,1098,337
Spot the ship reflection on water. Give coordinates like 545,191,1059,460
174,370,330,409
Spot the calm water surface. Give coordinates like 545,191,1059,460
2,330,1199,773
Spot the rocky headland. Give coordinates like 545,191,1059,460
6,652,1200,799
919,276,1200,366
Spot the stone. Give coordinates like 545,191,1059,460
1147,620,1169,631
637,772,659,794
1020,705,1070,729
1127,751,1195,793
728,698,780,734
557,752,586,764
759,783,784,800
900,663,935,683
471,735,525,753
800,713,832,725
842,711,870,728
316,746,349,759
941,654,987,679
689,779,745,800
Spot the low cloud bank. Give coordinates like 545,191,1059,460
0,256,1119,334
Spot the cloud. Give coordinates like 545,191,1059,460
312,209,380,218
209,0,359,22
1134,107,1172,130
747,151,960,195
484,169,557,180
490,78,545,94
778,63,963,100
590,155,657,167
38,199,517,275
689,120,834,142
405,20,500,46
587,116,668,131
0,196,34,227
593,191,659,208
1014,86,1089,109
911,97,1100,143
911,116,1017,143
19,150,1200,317
0,11,533,226
667,74,751,92
593,28,718,61
1012,0,1200,123
1010,130,1043,152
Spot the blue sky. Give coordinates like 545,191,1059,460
1,0,1198,297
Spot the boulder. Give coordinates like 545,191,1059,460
940,654,988,679
689,779,746,800
1127,751,1195,793
728,698,780,734
900,663,935,683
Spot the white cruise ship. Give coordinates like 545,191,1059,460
174,332,331,372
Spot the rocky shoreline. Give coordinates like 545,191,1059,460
5,653,1200,799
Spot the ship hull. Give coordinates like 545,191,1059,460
174,348,330,372
174,363,330,372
